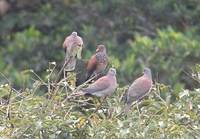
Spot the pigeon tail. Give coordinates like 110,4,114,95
73,90,87,96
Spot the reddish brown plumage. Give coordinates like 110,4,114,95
86,45,108,80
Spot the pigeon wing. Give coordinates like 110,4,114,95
82,76,110,94
86,55,97,79
63,36,71,49
127,76,152,102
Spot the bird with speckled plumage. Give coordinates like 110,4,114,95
86,45,108,80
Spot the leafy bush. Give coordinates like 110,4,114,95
119,27,200,89
0,65,200,138
0,1,200,138
1,0,200,89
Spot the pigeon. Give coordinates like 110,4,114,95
86,45,108,80
63,31,83,71
76,68,117,97
124,67,153,113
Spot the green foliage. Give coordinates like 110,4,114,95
0,69,200,138
120,27,200,88
0,1,200,138
0,0,200,88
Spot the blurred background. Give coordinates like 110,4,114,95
0,0,200,90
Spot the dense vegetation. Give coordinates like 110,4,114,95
0,0,200,138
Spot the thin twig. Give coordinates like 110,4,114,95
0,109,6,114
55,55,72,83
48,62,57,79
50,74,72,99
0,71,11,84
0,72,22,95
49,56,72,99
69,99,96,106
47,62,57,97
6,88,14,128
18,125,32,138
72,73,99,94
62,74,99,104
88,97,107,119
154,83,168,107
31,71,47,85
153,92,168,107
183,70,200,84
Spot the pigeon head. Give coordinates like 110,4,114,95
96,45,106,52
71,31,78,37
108,68,116,76
143,67,152,79
71,32,83,47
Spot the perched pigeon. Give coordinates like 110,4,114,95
86,45,108,80
124,67,153,113
63,31,83,71
76,68,117,97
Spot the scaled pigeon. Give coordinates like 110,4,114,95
63,31,83,71
76,68,117,97
86,45,108,80
124,67,153,113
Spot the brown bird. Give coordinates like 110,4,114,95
124,67,153,114
63,31,83,72
86,45,108,80
76,68,118,97
0,0,10,16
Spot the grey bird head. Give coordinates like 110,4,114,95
143,67,152,79
96,45,106,53
71,31,77,37
108,68,116,76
